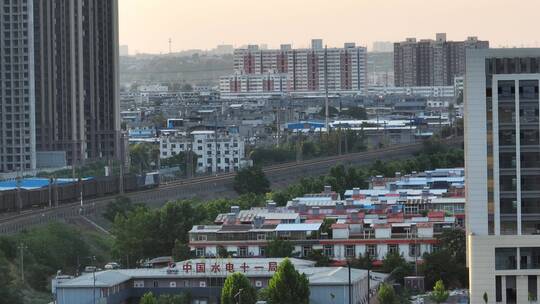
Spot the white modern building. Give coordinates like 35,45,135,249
160,131,246,174
465,48,540,304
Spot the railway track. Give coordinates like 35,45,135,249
0,139,463,232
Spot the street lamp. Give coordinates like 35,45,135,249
234,288,244,304
87,256,97,304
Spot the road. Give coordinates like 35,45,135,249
0,139,462,234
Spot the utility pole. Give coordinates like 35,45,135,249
348,262,352,304
168,38,172,54
119,131,125,194
88,256,97,304
324,45,329,134
18,243,27,283
367,268,371,304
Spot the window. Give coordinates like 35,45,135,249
257,234,266,240
153,281,158,287
496,276,502,302
302,246,312,257
259,246,266,257
195,247,206,257
409,244,420,257
366,245,377,258
238,247,248,257
495,247,517,270
530,276,538,302
324,245,334,257
345,245,356,258
133,280,144,288
388,244,399,255
197,235,207,241
520,247,540,269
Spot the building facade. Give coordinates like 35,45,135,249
465,48,540,303
160,131,246,174
221,40,367,98
53,258,381,304
33,0,120,166
0,0,37,173
189,167,465,266
394,33,488,87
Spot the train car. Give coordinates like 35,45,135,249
57,183,79,204
0,190,18,212
82,178,98,199
136,172,160,189
123,174,138,192
96,176,119,196
26,188,50,208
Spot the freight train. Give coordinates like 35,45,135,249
0,173,159,213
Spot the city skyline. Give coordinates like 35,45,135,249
119,0,540,54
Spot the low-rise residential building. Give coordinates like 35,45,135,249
188,169,465,266
160,131,247,174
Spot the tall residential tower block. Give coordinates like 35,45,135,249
465,48,540,303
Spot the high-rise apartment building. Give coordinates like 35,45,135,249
1,0,119,172
394,33,488,87
223,40,367,97
0,0,37,173
33,0,120,165
465,48,540,303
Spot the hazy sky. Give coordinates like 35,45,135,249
119,0,540,54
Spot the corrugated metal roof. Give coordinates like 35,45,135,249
275,223,322,231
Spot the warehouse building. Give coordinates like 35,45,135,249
52,258,386,304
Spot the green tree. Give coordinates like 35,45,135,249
172,239,191,261
266,259,310,304
158,293,192,304
318,106,339,117
430,280,449,304
233,166,270,195
382,252,412,284
217,245,229,258
140,292,158,304
348,253,373,270
130,143,158,174
266,239,294,258
0,252,22,304
421,229,467,289
221,272,257,304
343,106,368,120
103,196,136,222
377,283,397,304
305,249,331,266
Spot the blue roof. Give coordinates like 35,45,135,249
0,178,92,191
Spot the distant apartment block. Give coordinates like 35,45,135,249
221,40,367,98
372,41,394,53
465,48,540,303
394,33,488,87
0,0,37,173
160,131,246,174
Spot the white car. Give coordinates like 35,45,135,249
104,262,120,270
